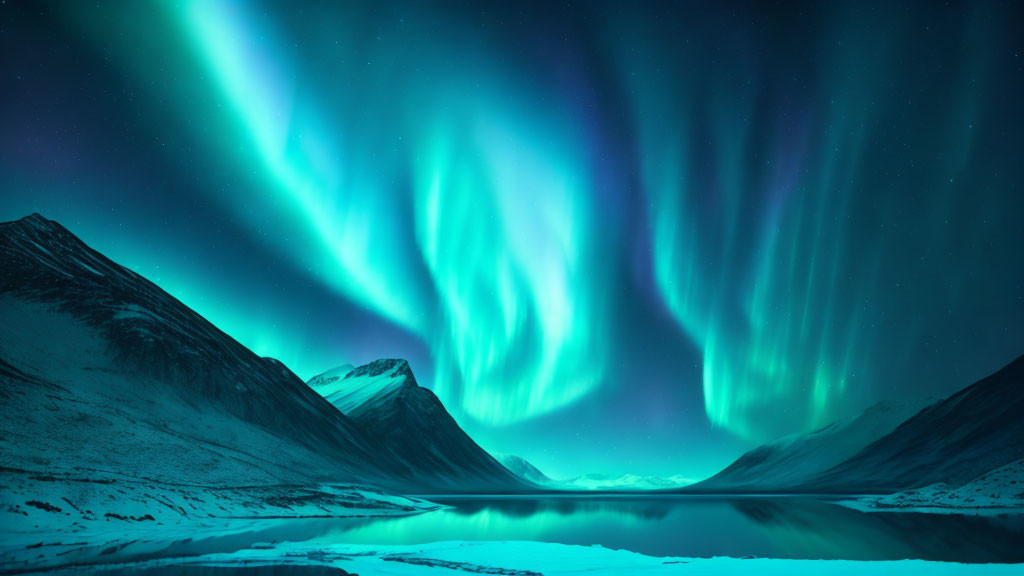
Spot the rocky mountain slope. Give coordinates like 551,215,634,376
310,359,528,492
0,213,445,549
0,214,394,480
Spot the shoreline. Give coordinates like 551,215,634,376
34,540,1024,576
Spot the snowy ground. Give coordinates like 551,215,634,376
0,469,437,571
6,477,1024,572
843,459,1024,514
42,540,1024,575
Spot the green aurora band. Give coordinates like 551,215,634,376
177,1,610,425
38,0,1023,450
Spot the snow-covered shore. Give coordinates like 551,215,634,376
43,540,1024,575
841,459,1024,515
0,468,438,571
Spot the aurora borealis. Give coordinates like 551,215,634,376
2,1,1023,479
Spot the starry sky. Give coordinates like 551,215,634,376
2,1,1023,480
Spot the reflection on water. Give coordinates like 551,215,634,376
322,496,1024,562
25,497,1024,568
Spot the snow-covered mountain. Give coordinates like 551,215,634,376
689,401,921,492
493,453,553,485
805,353,1024,493
560,473,694,491
0,214,400,480
0,213,457,555
309,359,528,492
491,454,693,491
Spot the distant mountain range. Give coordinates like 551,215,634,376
559,473,694,491
493,454,693,491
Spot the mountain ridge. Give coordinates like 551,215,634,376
687,401,921,493
0,212,401,484
493,453,553,485
803,353,1024,493
686,353,1024,495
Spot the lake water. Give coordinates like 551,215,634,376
176,494,1024,561
243,496,1024,563
49,496,1024,569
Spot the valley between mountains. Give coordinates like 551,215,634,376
2,214,1023,573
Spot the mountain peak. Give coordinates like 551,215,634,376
1,213,91,268
344,358,415,385
310,358,417,416
2,212,60,234
20,212,50,223
306,358,526,491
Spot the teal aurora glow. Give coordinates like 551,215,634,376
1,0,1022,479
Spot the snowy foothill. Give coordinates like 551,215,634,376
843,459,1024,515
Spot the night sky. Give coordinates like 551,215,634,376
2,1,1023,480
